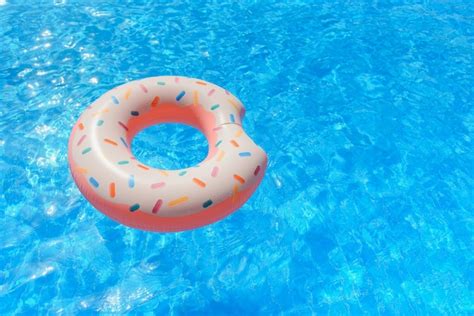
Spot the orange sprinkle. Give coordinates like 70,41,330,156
168,196,189,207
78,123,84,130
195,81,207,85
233,174,245,184
193,90,199,106
235,129,243,137
124,88,132,100
227,98,239,111
109,182,116,198
159,170,169,177
76,167,87,174
192,178,206,188
217,150,225,162
230,140,240,147
92,108,109,117
137,164,149,170
104,138,118,146
151,96,160,107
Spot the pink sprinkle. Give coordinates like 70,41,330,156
77,135,86,146
139,84,148,93
254,165,261,176
175,77,180,83
211,166,219,177
152,199,163,214
213,127,222,131
208,89,215,96
118,121,129,131
225,90,230,95
150,182,165,189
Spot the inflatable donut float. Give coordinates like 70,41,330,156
68,76,267,232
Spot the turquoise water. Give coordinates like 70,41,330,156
1,1,473,314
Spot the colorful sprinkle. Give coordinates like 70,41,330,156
230,140,239,147
168,196,189,207
151,96,160,107
208,89,216,96
97,120,104,126
124,88,132,100
89,177,99,188
118,160,129,165
152,199,163,214
104,138,118,146
228,98,239,110
196,81,207,85
235,129,243,137
150,182,165,189
192,178,206,188
78,123,84,130
193,90,199,106
225,90,230,95
213,127,222,131
129,203,140,212
215,140,222,147
93,108,109,117
159,170,169,177
254,165,261,176
139,83,148,93
239,152,252,157
202,199,213,208
211,104,220,110
233,174,245,184
211,166,219,177
77,135,86,146
176,91,186,101
179,171,187,176
137,164,149,170
131,111,139,116
109,182,116,198
157,81,166,85
120,137,128,148
82,147,92,155
217,150,225,161
112,96,119,105
175,77,180,83
230,114,235,123
76,167,88,174
118,121,129,131
128,175,135,188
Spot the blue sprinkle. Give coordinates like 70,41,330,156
120,137,128,148
89,177,99,188
230,114,235,123
112,96,119,105
131,111,139,116
179,171,187,176
239,152,252,157
176,91,186,101
128,175,135,188
97,120,104,126
215,140,222,147
129,203,140,212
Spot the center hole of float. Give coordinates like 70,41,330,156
131,123,208,170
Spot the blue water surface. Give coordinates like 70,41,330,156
1,1,473,314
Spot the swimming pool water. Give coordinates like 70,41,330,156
1,1,473,314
